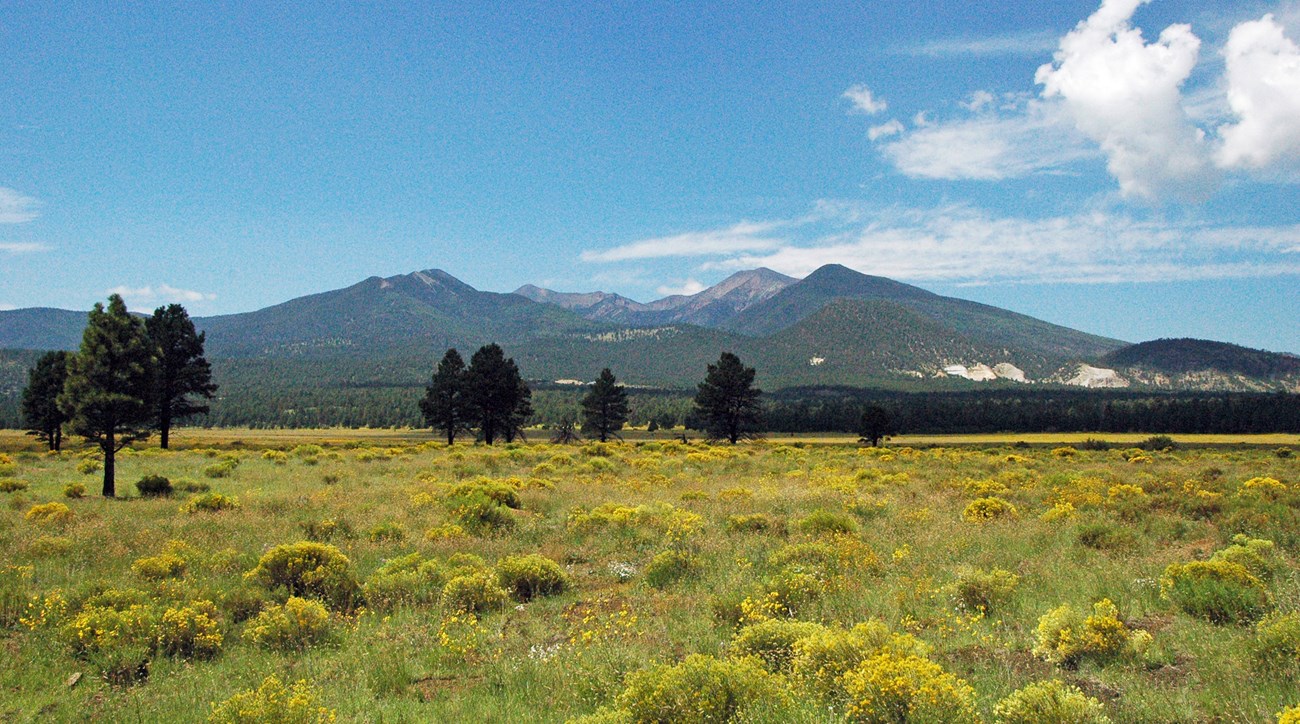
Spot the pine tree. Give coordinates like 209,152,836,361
464,343,531,445
59,295,157,496
858,404,895,447
146,304,217,449
581,368,630,442
21,350,72,451
694,352,762,444
420,348,471,444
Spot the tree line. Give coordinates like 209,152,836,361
20,295,216,496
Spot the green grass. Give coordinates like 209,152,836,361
0,436,1297,721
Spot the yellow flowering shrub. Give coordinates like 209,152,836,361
63,481,86,498
840,652,980,723
0,478,28,493
496,554,569,601
156,600,222,659
242,597,334,650
730,619,826,671
962,496,1019,523
244,542,362,612
790,621,930,699
132,553,187,581
1034,599,1134,666
207,676,336,724
615,654,791,723
1238,477,1287,499
362,552,446,611
26,502,74,527
1279,704,1300,724
1253,611,1300,668
993,679,1111,723
952,567,1020,612
643,550,701,589
1160,559,1271,624
183,492,240,514
1212,535,1283,580
441,571,509,613
1041,501,1076,522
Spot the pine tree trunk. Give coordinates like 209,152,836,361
102,433,116,497
160,409,171,449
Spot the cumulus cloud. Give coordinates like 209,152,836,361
878,99,1095,180
1035,0,1216,200
1217,14,1300,170
681,203,1300,284
843,85,887,114
656,279,707,297
581,221,784,262
0,242,49,254
106,284,216,307
0,187,40,223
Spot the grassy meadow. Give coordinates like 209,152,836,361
1,432,1298,722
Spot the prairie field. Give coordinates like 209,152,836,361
1,434,1298,722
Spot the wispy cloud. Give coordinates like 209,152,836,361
581,221,785,262
905,30,1060,57
107,284,216,307
0,187,40,223
0,303,16,312
655,279,707,297
0,241,49,254
842,85,887,114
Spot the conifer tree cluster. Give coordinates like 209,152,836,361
421,343,533,445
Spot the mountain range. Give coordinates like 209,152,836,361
1,265,1298,398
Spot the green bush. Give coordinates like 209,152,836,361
183,492,240,514
993,679,1111,723
495,554,569,601
363,553,445,611
1161,559,1271,624
172,478,210,494
242,597,335,650
962,496,1019,523
136,474,173,497
219,586,269,624
1137,435,1178,451
448,491,516,534
300,518,356,542
0,479,29,493
643,550,701,589
1211,535,1283,581
447,478,521,509
203,460,237,478
367,521,406,543
730,619,825,671
441,571,509,613
795,509,859,536
131,553,187,581
725,513,780,533
1034,599,1136,667
207,675,335,724
155,600,223,660
244,542,362,612
616,654,791,723
953,567,1020,612
63,481,86,499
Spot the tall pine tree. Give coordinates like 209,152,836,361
21,350,71,451
694,352,762,444
59,295,157,496
146,304,217,448
581,368,629,442
464,343,530,445
420,348,471,444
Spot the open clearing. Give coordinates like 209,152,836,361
1,435,1298,721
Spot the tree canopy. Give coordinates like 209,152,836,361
420,348,471,444
464,343,531,445
58,295,157,496
858,404,896,447
694,352,762,444
581,368,629,442
21,350,71,451
146,304,217,449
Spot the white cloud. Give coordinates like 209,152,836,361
843,85,887,114
1035,0,1217,200
961,91,997,112
106,284,216,307
0,241,49,254
878,99,1096,180
0,303,16,312
867,120,904,141
656,279,707,297
908,30,1061,57
1217,14,1300,170
581,221,784,262
0,187,39,223
690,203,1300,284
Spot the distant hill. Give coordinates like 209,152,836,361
0,308,88,351
1104,338,1300,392
723,264,1126,362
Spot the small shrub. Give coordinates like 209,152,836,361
447,479,522,509
132,553,187,581
203,460,237,478
962,496,1019,523
244,542,362,612
1079,438,1111,451
442,571,509,613
26,502,74,527
1051,446,1079,458
1239,476,1288,500
643,550,701,589
156,600,222,659
300,518,356,542
1,565,32,628
616,654,791,723
242,597,334,650
172,478,210,493
63,601,156,685
0,479,29,493
1253,611,1300,669
1276,447,1294,459
136,474,173,497
993,679,1111,723
77,458,102,475
183,492,240,514
1137,435,1177,451
207,675,336,724
730,619,826,671
495,554,569,601
1076,522,1136,550
363,553,445,610
1160,559,1271,625
725,513,777,533
795,509,859,536
30,535,73,557
219,586,269,624
425,523,467,541
953,567,1020,612
1212,534,1283,581
840,652,980,723
1034,599,1134,667
449,491,516,534
790,621,930,699
63,481,86,498
367,521,406,543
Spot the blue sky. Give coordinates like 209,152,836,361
2,0,1297,352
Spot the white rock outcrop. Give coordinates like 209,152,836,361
1065,364,1129,388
